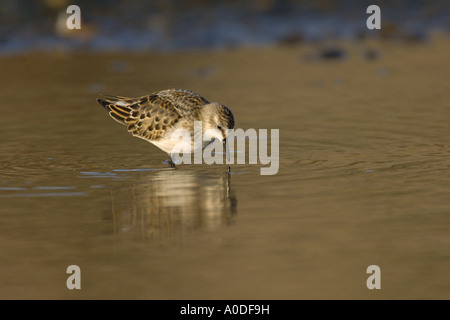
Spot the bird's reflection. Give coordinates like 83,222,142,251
110,169,237,239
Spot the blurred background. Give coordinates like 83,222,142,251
0,0,448,53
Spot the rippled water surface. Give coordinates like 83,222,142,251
0,38,449,299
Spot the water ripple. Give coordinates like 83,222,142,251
0,192,87,198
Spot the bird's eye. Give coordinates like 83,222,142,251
217,126,222,130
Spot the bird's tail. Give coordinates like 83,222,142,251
97,95,139,125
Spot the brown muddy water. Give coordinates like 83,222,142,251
0,36,449,299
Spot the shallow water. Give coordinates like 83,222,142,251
0,37,449,299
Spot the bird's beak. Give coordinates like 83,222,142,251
224,138,230,162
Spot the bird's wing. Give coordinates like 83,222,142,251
97,89,208,141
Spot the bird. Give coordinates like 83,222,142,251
97,89,235,167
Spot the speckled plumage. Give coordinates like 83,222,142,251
97,89,235,163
